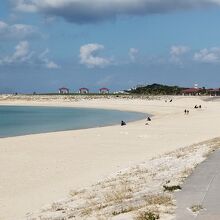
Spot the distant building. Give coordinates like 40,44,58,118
79,88,89,94
181,88,202,96
59,87,69,94
99,88,109,94
114,91,129,94
208,88,220,96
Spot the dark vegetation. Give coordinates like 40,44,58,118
128,84,184,95
163,185,182,192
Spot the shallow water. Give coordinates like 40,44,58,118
0,105,146,137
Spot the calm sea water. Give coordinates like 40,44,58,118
0,105,146,138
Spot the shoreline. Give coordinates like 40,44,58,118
1,96,220,219
0,105,147,139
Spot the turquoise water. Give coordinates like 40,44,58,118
0,106,146,138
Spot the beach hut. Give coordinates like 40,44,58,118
99,88,109,94
181,88,202,96
59,87,69,94
79,88,89,94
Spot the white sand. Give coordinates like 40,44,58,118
0,96,220,220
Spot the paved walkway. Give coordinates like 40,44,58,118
175,150,220,220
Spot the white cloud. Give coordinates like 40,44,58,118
39,49,60,69
0,41,34,64
11,0,220,24
170,45,190,64
79,44,111,68
0,42,60,69
170,45,190,56
0,20,40,40
12,0,37,12
129,48,139,62
194,47,220,63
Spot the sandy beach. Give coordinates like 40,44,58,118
1,95,220,220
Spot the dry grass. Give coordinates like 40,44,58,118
190,204,203,213
104,182,134,203
69,189,86,197
145,194,173,206
134,210,160,220
28,137,220,220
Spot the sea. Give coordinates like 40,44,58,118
0,105,146,138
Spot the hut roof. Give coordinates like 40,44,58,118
182,88,201,93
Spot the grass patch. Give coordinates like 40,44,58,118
112,206,134,216
145,194,173,206
135,211,159,220
190,204,203,213
104,183,133,203
163,185,182,192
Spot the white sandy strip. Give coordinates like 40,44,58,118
0,96,220,220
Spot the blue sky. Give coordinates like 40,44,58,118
1,0,220,93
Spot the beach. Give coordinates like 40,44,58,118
1,95,220,220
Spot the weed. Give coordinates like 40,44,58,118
163,185,181,192
145,194,173,206
135,211,159,220
190,204,203,213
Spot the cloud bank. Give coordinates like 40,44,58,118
12,0,220,24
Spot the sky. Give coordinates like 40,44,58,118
1,0,220,93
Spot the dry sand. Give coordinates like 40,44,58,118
0,96,220,220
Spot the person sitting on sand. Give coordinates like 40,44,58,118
199,105,202,108
121,121,126,126
147,116,151,121
194,105,198,109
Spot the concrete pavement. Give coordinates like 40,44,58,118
175,149,220,220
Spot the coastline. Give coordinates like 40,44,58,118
0,105,146,138
1,95,220,219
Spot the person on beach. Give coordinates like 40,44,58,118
184,109,187,115
194,105,198,109
147,117,151,121
121,121,126,126
199,105,202,108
